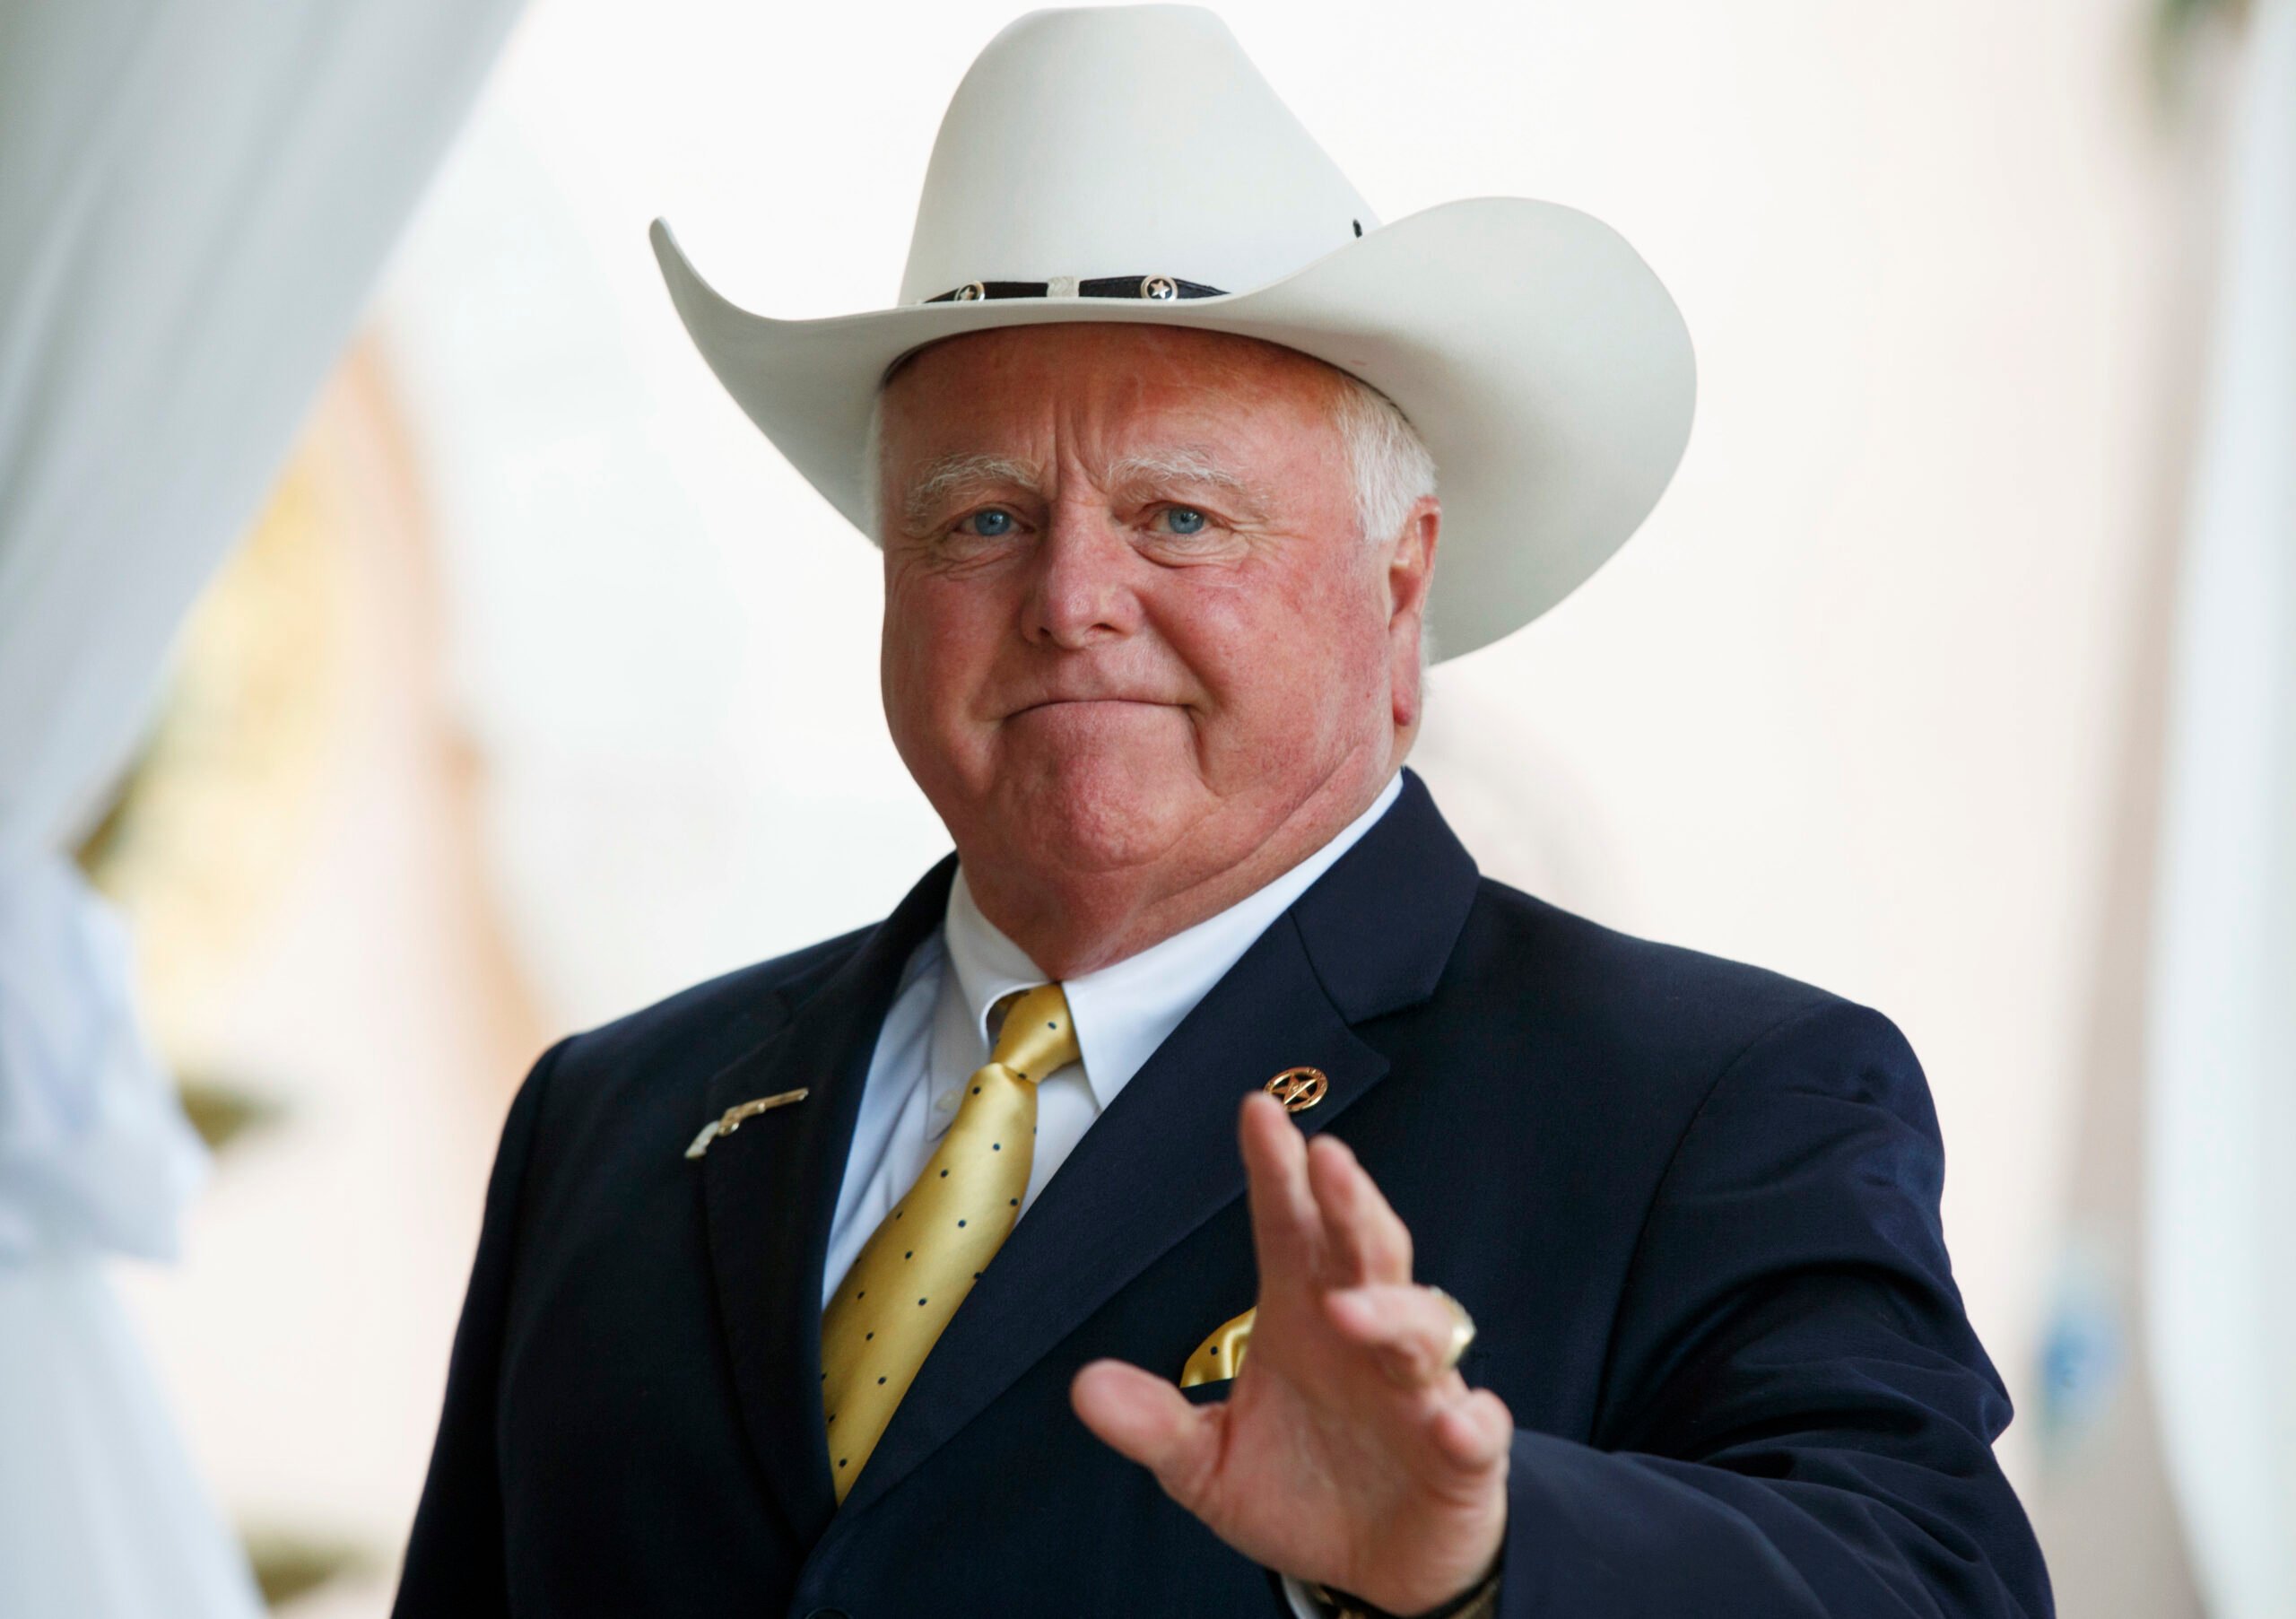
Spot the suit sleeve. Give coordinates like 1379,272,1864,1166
1493,1000,2052,1619
390,1037,567,1618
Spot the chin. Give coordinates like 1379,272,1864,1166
992,750,1198,875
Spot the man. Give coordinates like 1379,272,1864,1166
396,9,2051,1617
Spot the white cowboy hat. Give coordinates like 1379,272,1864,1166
650,4,1694,661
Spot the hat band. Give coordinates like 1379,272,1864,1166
924,274,1227,304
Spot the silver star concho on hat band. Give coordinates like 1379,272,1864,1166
1431,1286,1476,1374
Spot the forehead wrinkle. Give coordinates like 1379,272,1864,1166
899,451,1044,529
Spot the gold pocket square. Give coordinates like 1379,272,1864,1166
1180,1307,1256,1388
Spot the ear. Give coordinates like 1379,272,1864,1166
1385,496,1440,729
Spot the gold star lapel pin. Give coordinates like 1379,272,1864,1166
1265,1066,1327,1113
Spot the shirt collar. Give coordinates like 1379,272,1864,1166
941,771,1404,1106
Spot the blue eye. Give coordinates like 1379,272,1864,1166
1161,507,1208,535
961,509,1015,537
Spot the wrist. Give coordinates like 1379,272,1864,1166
1306,1545,1503,1619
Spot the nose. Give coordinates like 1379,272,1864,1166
1022,498,1138,650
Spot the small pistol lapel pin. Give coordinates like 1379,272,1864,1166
684,1088,809,1159
1264,1066,1327,1113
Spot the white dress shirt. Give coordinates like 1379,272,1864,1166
822,770,1403,1305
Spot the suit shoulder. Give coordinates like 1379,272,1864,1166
1454,875,1913,1076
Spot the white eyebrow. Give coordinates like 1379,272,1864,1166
1104,446,1255,503
898,453,1044,530
892,445,1264,533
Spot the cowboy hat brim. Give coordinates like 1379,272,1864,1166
649,195,1694,662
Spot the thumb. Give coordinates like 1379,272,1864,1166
1070,1359,1222,1509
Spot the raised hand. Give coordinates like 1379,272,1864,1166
1070,1091,1511,1614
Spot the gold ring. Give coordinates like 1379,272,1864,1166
1430,1286,1476,1373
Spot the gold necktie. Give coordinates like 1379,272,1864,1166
821,980,1080,1501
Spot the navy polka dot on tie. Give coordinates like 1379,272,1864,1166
877,1376,887,1386
957,1219,967,1227
992,1142,1001,1151
1009,1197,1018,1206
918,1297,928,1306
939,1169,949,1178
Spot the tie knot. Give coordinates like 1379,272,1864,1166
990,982,1080,1084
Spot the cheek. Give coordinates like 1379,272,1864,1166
883,568,1028,759
1155,558,1387,740
883,579,976,734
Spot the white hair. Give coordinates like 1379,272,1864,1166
859,358,1436,551
1326,369,1439,551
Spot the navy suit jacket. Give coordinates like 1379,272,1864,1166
394,770,2050,1617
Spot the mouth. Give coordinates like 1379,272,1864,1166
1007,696,1173,718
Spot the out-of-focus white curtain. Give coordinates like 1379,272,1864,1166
0,0,521,1612
2144,0,2296,1614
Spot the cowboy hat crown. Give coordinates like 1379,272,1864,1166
900,5,1373,305
651,4,1695,661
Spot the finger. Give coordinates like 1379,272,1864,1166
1430,1388,1515,1475
1305,1132,1413,1287
1070,1358,1223,1510
1239,1091,1321,1282
1323,1283,1471,1388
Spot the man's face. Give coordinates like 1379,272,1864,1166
876,323,1434,904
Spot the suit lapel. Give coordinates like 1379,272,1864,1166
832,769,1482,1522
697,857,956,1547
